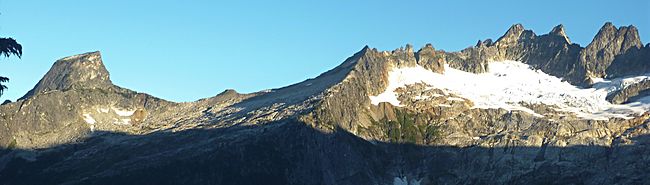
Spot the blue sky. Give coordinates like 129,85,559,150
0,0,648,102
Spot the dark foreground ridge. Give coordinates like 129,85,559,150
2,120,650,185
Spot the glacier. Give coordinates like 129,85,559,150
370,60,650,120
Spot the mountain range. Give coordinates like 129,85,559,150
1,22,650,185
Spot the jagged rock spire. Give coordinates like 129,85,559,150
549,24,571,44
590,22,642,51
495,24,537,47
582,22,644,78
495,24,525,44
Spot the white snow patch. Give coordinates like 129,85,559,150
413,95,429,100
393,177,407,185
112,118,132,125
414,94,445,100
591,75,650,95
120,118,132,125
431,93,444,97
112,107,135,117
97,108,110,113
82,114,96,124
82,114,96,131
369,61,650,120
393,176,421,185
447,97,465,101
370,90,402,106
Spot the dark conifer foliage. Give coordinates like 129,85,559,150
0,37,22,97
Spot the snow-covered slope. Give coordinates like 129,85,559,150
370,60,650,120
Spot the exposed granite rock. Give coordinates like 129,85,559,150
455,24,584,83
606,44,650,77
2,22,650,185
580,23,643,78
494,24,537,47
607,79,650,104
443,23,646,86
475,39,493,48
313,44,450,133
549,24,571,44
20,51,112,100
0,52,175,149
415,44,445,73
0,85,173,148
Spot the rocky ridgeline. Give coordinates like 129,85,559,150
449,23,648,85
1,23,650,184
293,22,650,183
0,50,325,149
19,51,113,100
0,52,177,148
311,26,650,146
442,23,649,106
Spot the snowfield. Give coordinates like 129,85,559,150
369,60,650,120
82,113,96,131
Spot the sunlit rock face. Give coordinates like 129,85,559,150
0,52,174,149
19,51,112,100
1,23,650,185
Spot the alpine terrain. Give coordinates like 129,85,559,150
1,22,650,184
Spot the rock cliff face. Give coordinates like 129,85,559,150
0,52,175,149
583,23,643,78
19,52,113,100
1,23,650,185
607,79,650,104
446,22,648,86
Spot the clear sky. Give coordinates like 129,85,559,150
0,0,648,102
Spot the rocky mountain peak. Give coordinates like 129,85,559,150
20,51,113,100
496,24,524,43
582,22,644,78
620,25,642,51
215,88,241,98
594,22,622,41
355,45,375,58
2,22,650,185
475,39,494,47
405,44,414,53
507,23,525,35
601,21,616,31
419,43,435,51
495,23,536,46
590,22,642,51
549,24,571,43
389,44,414,54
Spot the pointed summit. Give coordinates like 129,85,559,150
601,22,616,31
507,24,525,34
405,44,414,53
415,43,445,73
620,25,642,51
355,45,376,58
591,22,617,44
499,24,525,41
361,45,371,52
583,22,644,78
495,24,536,46
588,22,642,52
20,51,113,100
549,24,571,43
